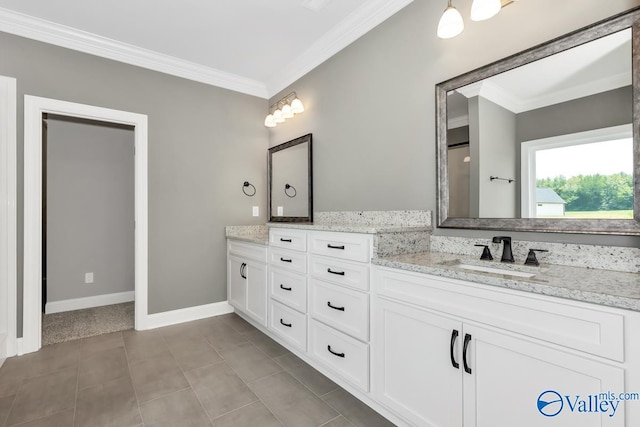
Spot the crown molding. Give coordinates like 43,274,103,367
265,0,414,97
0,8,269,98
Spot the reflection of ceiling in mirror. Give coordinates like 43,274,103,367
449,28,631,118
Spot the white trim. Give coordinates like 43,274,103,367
520,124,633,218
45,291,135,314
23,96,149,354
16,337,24,356
0,76,17,358
145,301,234,330
0,8,268,99
265,0,414,95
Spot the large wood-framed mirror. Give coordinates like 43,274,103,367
436,7,640,235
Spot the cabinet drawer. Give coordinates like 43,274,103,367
269,229,307,252
269,247,307,274
228,240,267,263
269,300,307,352
309,279,369,341
309,255,370,291
270,268,307,313
375,267,625,362
308,232,371,262
309,319,369,392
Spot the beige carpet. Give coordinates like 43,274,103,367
41,302,134,346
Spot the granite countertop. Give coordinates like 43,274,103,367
225,225,268,245
373,251,640,312
267,222,431,234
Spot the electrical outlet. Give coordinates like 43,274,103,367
85,272,94,284
252,206,259,217
277,206,284,216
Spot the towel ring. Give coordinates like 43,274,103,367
243,181,256,197
285,183,297,198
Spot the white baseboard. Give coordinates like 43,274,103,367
45,290,135,314
145,301,234,330
16,337,24,356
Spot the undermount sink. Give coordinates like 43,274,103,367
453,263,537,278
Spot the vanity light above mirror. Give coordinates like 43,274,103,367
437,0,518,39
264,92,305,128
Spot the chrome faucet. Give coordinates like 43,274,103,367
492,236,514,263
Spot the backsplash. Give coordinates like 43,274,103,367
314,210,432,227
430,235,640,273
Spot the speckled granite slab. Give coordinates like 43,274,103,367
373,252,640,312
314,210,432,227
430,235,640,273
225,225,268,245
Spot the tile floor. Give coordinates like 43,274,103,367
0,313,395,427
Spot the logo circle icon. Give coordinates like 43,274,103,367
537,390,563,417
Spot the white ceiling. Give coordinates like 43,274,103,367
0,0,413,98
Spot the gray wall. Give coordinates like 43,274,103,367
268,0,640,246
1,32,268,336
46,117,134,303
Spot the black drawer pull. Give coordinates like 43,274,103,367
327,301,345,311
280,319,292,328
327,244,345,250
450,329,459,369
463,333,472,374
280,257,292,263
327,268,345,276
327,345,345,358
280,238,292,242
240,263,247,279
280,284,292,291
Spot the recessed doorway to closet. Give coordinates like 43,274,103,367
42,114,135,345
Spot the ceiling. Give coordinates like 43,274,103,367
0,0,413,98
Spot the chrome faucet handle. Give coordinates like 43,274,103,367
474,244,493,261
524,249,548,266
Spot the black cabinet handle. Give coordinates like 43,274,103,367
280,238,292,242
280,257,292,263
450,329,459,369
327,268,345,276
240,262,247,279
327,244,345,250
280,284,292,291
327,301,345,311
463,333,472,374
279,319,292,328
327,345,345,358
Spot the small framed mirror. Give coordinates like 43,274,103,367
268,134,313,222
436,7,640,235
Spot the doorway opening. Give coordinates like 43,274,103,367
23,96,149,354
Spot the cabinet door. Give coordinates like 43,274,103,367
228,255,246,311
373,297,463,427
246,261,267,327
463,324,625,427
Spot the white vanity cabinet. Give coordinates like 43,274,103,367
227,240,268,327
372,266,634,427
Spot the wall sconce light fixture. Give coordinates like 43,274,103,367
438,0,517,39
264,92,305,128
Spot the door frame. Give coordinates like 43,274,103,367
0,76,17,358
23,96,149,354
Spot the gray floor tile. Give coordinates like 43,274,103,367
218,342,282,383
320,416,356,427
123,329,168,363
5,367,77,426
0,394,16,426
0,355,35,384
322,388,394,427
0,378,22,398
167,337,223,372
221,314,258,335
9,409,75,427
129,351,190,403
81,332,125,358
158,320,205,343
140,388,212,427
28,340,81,378
250,371,337,427
78,347,129,390
274,353,339,397
75,376,142,427
211,401,282,427
185,362,258,419
245,331,289,358
203,322,248,352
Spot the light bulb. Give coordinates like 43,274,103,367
437,4,464,39
273,108,285,123
290,97,304,114
264,114,276,128
470,0,501,21
282,104,293,119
